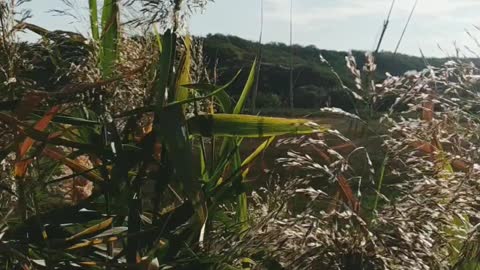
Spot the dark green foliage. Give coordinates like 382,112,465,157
256,92,281,108
201,34,466,110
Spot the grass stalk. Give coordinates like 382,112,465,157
373,154,388,213
88,0,99,42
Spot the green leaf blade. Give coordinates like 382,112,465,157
100,0,119,78
233,59,257,114
88,0,99,42
188,114,329,138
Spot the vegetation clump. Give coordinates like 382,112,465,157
0,1,479,269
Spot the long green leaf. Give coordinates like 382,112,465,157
154,30,175,106
216,138,275,235
188,114,328,138
199,139,208,180
156,106,207,231
88,0,99,42
204,143,241,189
233,59,257,114
221,60,256,231
216,89,233,114
153,23,163,52
174,36,192,106
241,136,275,169
100,0,119,77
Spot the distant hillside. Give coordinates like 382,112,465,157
201,34,448,109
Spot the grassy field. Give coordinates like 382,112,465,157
1,1,479,269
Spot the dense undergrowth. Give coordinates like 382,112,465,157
0,0,479,269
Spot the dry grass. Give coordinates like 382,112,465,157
199,58,480,270
0,1,479,269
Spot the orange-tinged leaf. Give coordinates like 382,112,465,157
43,148,104,184
328,191,341,213
66,236,118,251
78,261,98,267
337,174,360,213
15,106,61,178
410,141,435,154
19,106,61,158
66,218,113,242
311,144,332,163
0,112,98,151
451,159,470,173
14,160,30,178
331,142,357,154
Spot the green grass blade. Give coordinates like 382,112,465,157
157,106,207,230
199,140,208,180
153,23,163,52
88,0,99,42
373,155,388,213
188,114,329,138
241,136,275,169
233,59,257,114
222,58,256,230
204,143,241,189
154,30,175,106
100,0,119,77
174,36,192,105
233,139,276,234
237,191,248,233
216,89,233,114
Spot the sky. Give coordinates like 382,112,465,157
19,0,480,57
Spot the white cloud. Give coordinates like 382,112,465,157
264,0,480,25
259,0,480,56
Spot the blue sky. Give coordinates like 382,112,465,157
21,0,480,57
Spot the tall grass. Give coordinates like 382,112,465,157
0,1,328,268
0,1,479,269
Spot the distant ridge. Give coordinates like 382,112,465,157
200,34,459,109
